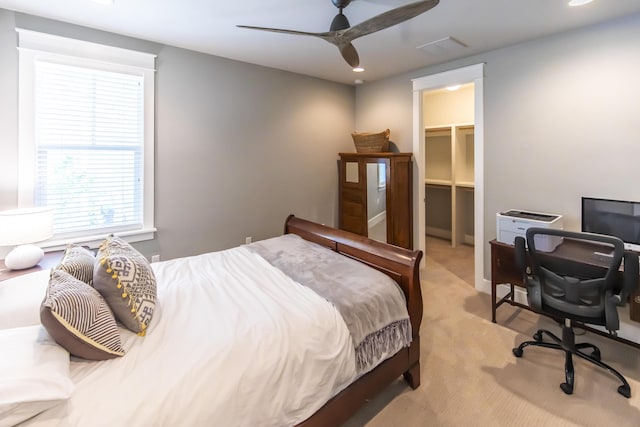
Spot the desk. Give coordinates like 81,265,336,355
490,239,640,344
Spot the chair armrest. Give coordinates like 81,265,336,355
514,236,527,271
605,290,620,332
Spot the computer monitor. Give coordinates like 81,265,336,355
582,197,640,252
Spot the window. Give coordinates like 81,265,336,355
17,29,156,247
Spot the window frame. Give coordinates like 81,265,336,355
17,29,156,249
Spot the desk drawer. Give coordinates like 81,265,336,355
490,241,525,287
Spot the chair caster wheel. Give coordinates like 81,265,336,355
533,332,543,342
618,384,631,398
590,349,601,361
512,347,523,358
560,383,573,395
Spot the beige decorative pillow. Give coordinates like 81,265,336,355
40,270,125,360
93,236,156,335
56,244,95,286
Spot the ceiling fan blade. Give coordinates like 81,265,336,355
343,0,439,42
238,24,359,68
340,43,360,67
237,25,328,38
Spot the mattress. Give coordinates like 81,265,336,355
9,235,411,426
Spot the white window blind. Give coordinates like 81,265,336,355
17,29,156,247
35,61,144,238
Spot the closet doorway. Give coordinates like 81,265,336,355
424,84,475,286
412,64,485,291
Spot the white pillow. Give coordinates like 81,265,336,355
0,325,75,426
0,269,50,329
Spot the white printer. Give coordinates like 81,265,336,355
496,210,564,252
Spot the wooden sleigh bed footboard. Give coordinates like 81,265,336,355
284,215,424,427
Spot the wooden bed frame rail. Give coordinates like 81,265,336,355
284,215,423,427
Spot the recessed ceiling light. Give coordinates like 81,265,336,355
354,79,364,85
446,85,461,91
568,0,594,6
353,67,365,73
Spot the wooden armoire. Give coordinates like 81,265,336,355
338,152,413,249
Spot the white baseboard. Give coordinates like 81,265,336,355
368,211,386,228
425,228,473,245
426,226,451,240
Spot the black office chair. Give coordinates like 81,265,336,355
512,227,639,398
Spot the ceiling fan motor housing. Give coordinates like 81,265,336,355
330,13,351,31
331,0,352,31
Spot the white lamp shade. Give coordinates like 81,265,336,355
0,207,54,246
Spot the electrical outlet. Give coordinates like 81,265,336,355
151,254,160,263
245,237,252,244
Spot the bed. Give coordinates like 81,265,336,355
0,215,423,427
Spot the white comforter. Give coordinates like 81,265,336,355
25,246,357,427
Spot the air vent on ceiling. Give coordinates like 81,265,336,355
417,36,467,56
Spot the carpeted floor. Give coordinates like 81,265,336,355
343,242,640,427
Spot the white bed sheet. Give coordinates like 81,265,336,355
24,246,357,427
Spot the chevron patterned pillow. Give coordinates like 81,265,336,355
94,236,157,335
40,270,125,360
56,244,95,286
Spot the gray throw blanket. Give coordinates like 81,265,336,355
246,234,411,375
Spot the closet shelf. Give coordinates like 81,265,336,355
425,179,452,186
455,181,475,189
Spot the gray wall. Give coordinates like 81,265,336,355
0,10,356,260
355,12,640,281
4,8,639,272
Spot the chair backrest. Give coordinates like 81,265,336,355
515,227,638,330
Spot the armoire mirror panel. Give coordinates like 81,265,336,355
338,153,413,249
366,161,389,243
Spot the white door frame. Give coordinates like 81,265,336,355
412,63,485,290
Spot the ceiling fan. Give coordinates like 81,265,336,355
237,0,440,68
